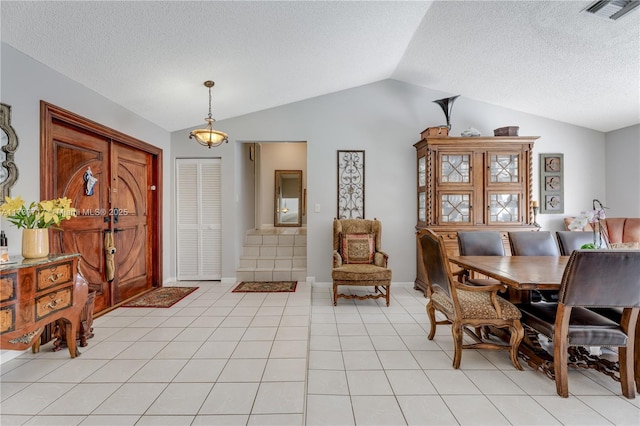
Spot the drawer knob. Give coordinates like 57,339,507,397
45,298,62,310
48,272,63,282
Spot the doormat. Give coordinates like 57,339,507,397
232,281,297,293
122,287,198,308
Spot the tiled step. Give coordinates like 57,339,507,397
237,228,307,283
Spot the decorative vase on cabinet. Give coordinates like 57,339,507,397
414,132,539,296
22,228,49,259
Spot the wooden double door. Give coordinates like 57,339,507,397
40,102,162,314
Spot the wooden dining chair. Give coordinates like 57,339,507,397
518,249,640,398
420,229,524,370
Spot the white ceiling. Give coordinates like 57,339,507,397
1,1,639,133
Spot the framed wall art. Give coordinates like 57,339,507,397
539,153,564,214
337,150,365,219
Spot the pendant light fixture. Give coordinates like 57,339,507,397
189,80,229,148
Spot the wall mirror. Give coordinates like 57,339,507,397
0,103,19,199
274,170,302,227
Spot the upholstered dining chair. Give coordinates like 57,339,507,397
332,218,392,306
420,229,524,370
556,231,594,255
508,231,560,302
508,231,560,256
518,249,640,398
457,231,505,286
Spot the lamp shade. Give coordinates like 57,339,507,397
189,80,229,148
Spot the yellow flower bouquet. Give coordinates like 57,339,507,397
0,196,76,229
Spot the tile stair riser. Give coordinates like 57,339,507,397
237,228,306,282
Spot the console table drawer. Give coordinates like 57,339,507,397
0,305,15,334
1,272,17,302
36,261,73,291
35,286,72,321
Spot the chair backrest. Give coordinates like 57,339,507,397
556,231,593,255
508,231,560,256
420,229,454,299
457,231,505,256
559,250,640,308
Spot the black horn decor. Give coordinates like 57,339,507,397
432,95,459,130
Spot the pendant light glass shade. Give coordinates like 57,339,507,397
189,80,229,148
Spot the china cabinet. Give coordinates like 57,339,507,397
414,133,539,295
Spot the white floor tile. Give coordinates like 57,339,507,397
217,358,267,382
442,395,511,425
346,370,393,395
386,369,437,395
305,395,355,426
307,369,349,395
252,381,305,414
199,382,260,414
0,382,75,415
128,359,187,382
397,395,459,425
351,395,406,425
172,358,226,382
146,382,213,415
39,383,120,415
94,383,168,414
262,358,307,381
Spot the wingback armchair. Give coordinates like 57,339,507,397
332,218,392,306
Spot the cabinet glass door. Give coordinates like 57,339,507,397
418,156,426,187
418,191,426,222
440,154,470,183
440,192,471,223
490,154,519,183
489,192,520,223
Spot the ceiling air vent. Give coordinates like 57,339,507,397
583,0,639,20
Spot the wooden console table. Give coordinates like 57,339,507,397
0,253,88,358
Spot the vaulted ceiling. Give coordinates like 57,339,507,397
2,1,638,133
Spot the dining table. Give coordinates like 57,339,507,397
449,255,569,293
447,254,620,382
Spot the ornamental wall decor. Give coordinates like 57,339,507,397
337,150,365,219
0,103,19,199
539,153,564,214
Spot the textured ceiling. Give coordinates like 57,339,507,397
1,1,639,133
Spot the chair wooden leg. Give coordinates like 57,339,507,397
619,346,636,398
385,285,390,307
333,282,338,306
509,320,525,371
452,321,463,369
635,320,639,391
426,301,437,340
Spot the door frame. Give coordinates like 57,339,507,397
39,101,163,289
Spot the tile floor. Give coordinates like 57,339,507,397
1,281,639,425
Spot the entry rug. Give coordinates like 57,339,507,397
232,281,297,293
122,287,199,308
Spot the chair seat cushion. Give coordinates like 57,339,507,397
430,288,522,320
519,303,627,346
332,264,392,281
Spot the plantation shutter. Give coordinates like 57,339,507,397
176,158,222,280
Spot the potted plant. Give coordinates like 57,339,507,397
0,196,76,258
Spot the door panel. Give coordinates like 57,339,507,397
49,122,112,312
111,143,151,302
